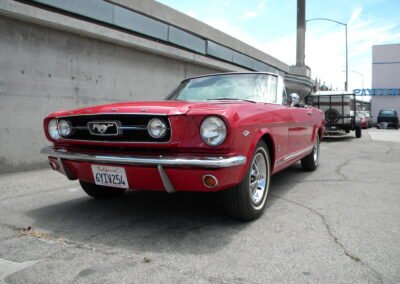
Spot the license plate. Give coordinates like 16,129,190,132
91,165,129,189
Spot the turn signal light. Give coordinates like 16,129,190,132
49,160,58,170
203,175,218,188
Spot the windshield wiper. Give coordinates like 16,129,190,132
207,98,257,103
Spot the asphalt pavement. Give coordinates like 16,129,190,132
0,128,399,283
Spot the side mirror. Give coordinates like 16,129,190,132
288,93,300,107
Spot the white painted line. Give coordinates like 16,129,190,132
368,130,400,143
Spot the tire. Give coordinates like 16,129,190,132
301,135,320,171
222,141,271,221
79,180,126,199
355,126,362,138
325,109,340,124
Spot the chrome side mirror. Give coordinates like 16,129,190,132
288,93,300,107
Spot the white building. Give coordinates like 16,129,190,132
371,44,400,123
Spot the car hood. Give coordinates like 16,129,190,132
49,100,248,117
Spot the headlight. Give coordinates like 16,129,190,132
200,116,227,146
48,119,60,140
58,119,72,137
147,118,167,138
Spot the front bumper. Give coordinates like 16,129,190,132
41,147,247,192
41,147,246,168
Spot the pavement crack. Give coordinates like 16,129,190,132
385,146,394,155
270,194,384,283
335,160,351,180
0,223,140,260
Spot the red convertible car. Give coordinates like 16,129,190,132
42,72,325,220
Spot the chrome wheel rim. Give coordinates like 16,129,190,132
313,137,319,164
249,151,267,205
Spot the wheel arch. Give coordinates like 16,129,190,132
259,133,275,173
318,126,324,141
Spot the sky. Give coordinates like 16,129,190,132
156,0,400,91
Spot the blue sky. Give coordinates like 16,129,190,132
157,0,400,91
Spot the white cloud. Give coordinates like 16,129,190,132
239,0,266,20
240,11,258,20
349,6,363,24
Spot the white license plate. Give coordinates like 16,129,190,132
91,165,129,189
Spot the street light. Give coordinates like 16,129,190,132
350,70,364,89
306,18,348,91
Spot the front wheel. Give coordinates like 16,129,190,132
79,180,126,199
301,135,320,171
222,141,271,221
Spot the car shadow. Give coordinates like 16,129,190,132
27,163,310,254
27,189,249,254
322,135,357,143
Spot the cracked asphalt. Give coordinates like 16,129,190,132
1,128,400,283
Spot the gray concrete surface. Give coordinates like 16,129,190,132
0,128,399,283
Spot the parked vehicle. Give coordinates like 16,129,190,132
356,111,368,129
361,111,372,128
377,110,399,129
306,91,362,138
41,72,325,221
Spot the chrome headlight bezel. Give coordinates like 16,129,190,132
147,118,167,139
200,116,227,146
48,119,60,140
58,119,72,137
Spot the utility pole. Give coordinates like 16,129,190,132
296,0,306,67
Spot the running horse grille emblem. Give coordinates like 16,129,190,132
88,121,120,136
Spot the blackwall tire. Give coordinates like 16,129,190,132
301,135,320,171
355,126,362,138
79,180,126,199
222,141,271,221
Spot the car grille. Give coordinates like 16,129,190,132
58,114,171,142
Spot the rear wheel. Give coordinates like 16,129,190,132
222,141,271,221
79,180,126,199
301,135,320,171
355,126,362,138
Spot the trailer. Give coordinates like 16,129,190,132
305,91,362,138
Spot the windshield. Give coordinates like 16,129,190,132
379,110,397,116
166,73,278,103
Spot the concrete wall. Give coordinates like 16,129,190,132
371,44,400,123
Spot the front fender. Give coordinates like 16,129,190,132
241,127,276,175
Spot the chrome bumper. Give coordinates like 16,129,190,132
41,146,247,169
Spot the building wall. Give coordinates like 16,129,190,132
371,44,400,123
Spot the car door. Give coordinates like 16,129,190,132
287,103,314,156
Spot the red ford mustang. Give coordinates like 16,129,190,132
42,72,325,220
